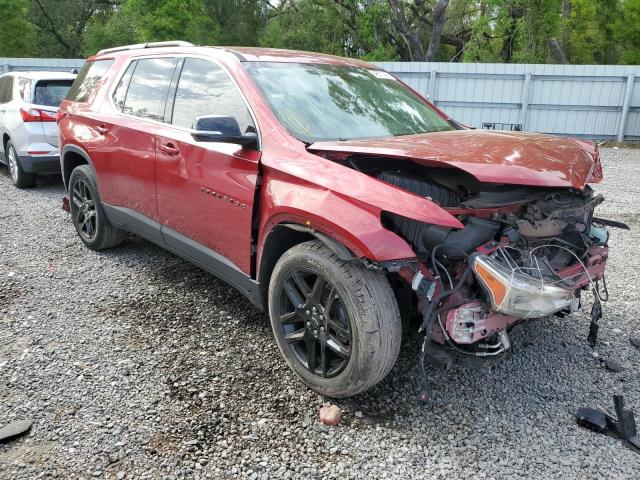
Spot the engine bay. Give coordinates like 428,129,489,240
337,155,613,360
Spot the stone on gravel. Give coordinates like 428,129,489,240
630,337,640,349
601,358,623,372
0,420,32,442
319,405,341,426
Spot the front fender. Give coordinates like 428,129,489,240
257,174,417,265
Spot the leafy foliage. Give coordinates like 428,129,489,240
0,0,35,57
3,0,639,64
614,0,640,64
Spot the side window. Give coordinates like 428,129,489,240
0,78,8,104
123,57,178,121
0,76,14,104
112,61,136,111
18,77,31,102
66,59,114,103
171,58,254,132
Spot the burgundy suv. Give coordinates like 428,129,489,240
59,41,612,400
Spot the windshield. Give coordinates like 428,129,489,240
245,62,452,143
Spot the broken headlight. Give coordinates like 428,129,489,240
470,253,574,318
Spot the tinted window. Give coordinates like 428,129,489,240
171,58,253,132
18,77,30,101
112,61,136,111
123,57,177,121
0,76,14,104
34,80,74,107
66,59,114,103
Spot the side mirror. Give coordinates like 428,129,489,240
191,115,257,148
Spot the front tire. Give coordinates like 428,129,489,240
68,165,125,250
5,141,35,188
268,240,401,398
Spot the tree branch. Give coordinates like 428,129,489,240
548,38,569,64
424,0,449,61
33,0,72,54
387,0,424,60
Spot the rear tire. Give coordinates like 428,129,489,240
268,240,401,398
68,164,125,250
5,141,35,188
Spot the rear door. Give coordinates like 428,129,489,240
84,57,178,226
155,57,260,275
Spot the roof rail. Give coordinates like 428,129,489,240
97,41,194,56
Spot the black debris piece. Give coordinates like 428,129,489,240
576,407,607,433
587,292,603,348
592,217,630,230
631,337,640,349
575,395,639,454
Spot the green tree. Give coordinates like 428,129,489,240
613,0,640,64
83,5,139,56
563,0,606,64
259,0,349,55
29,0,118,57
0,0,36,56
125,0,217,43
204,0,267,46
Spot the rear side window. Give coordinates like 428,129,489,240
122,57,178,121
0,76,14,104
66,59,114,103
34,80,74,107
112,61,136,111
171,58,253,132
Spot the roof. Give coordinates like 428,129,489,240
0,71,77,80
221,47,378,68
92,41,378,69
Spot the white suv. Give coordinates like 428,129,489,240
0,71,76,187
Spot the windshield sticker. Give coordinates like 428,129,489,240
371,70,396,81
279,109,311,135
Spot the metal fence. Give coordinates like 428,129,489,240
376,62,640,142
1,57,638,141
0,57,84,74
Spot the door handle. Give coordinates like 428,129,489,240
159,143,180,156
95,125,109,135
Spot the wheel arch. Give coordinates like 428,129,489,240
2,132,10,150
257,223,357,310
61,144,93,190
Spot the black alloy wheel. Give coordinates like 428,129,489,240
71,178,97,241
276,267,353,378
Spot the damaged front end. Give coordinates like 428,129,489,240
370,157,614,401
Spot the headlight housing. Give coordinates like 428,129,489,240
470,253,574,318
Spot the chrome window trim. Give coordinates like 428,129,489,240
106,53,262,151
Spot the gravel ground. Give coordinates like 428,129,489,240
1,148,640,479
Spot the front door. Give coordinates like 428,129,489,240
156,57,260,275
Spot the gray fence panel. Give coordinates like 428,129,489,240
376,62,640,141
0,58,85,73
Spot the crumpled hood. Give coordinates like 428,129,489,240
309,130,602,189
